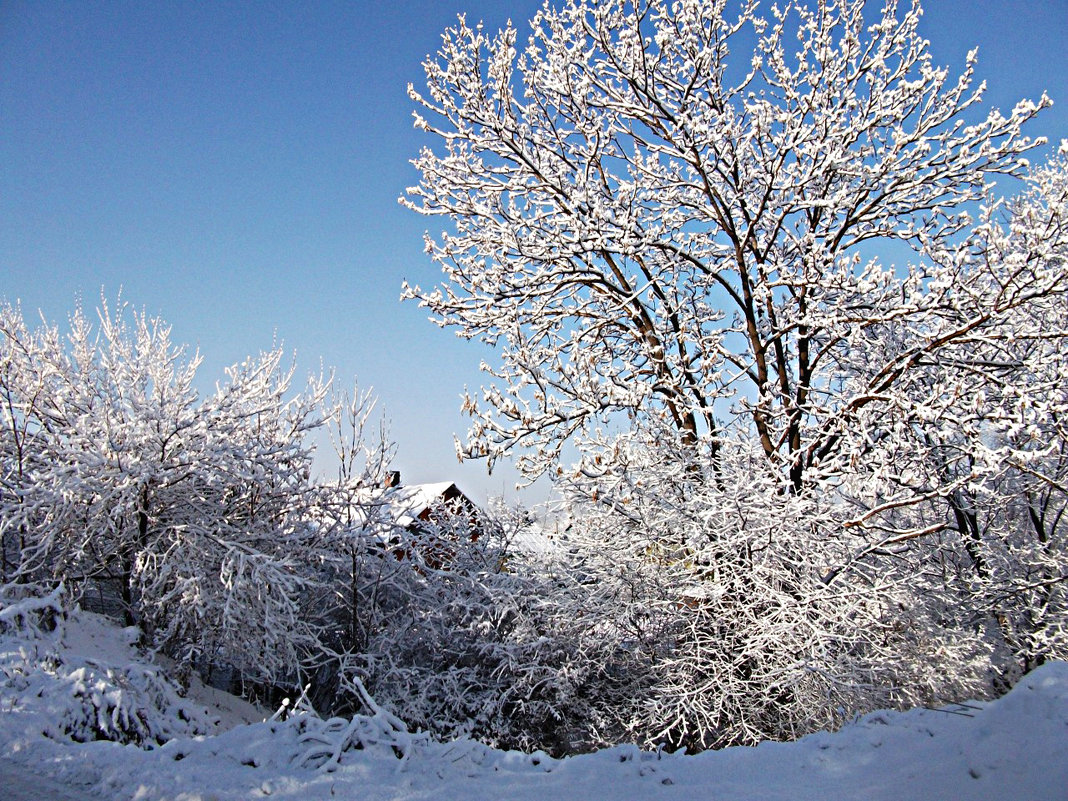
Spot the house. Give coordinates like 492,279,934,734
378,472,483,568
380,471,481,536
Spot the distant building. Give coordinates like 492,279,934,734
382,473,480,535
378,472,483,568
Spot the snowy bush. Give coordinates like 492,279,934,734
320,500,642,755
0,582,216,747
552,435,997,750
286,673,427,772
0,581,65,638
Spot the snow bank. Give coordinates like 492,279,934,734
2,592,1065,801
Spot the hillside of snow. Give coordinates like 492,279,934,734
1,595,1066,801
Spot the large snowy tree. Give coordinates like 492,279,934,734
404,0,1068,748
404,0,1049,483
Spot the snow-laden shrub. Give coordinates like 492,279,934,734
0,581,65,637
287,674,427,772
327,501,643,755
0,582,216,747
551,431,1002,751
50,660,209,746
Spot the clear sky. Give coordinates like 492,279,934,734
2,0,1066,505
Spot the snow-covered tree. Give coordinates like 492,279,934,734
0,299,393,688
404,0,1068,748
404,0,1049,485
861,148,1068,676
4,299,633,747
0,305,53,583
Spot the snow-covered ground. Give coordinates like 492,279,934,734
2,597,1066,801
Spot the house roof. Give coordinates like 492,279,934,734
384,481,458,528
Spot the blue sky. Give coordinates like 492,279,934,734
2,0,1066,504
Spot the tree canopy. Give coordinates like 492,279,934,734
404,0,1050,486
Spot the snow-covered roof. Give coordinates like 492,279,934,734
384,482,458,528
